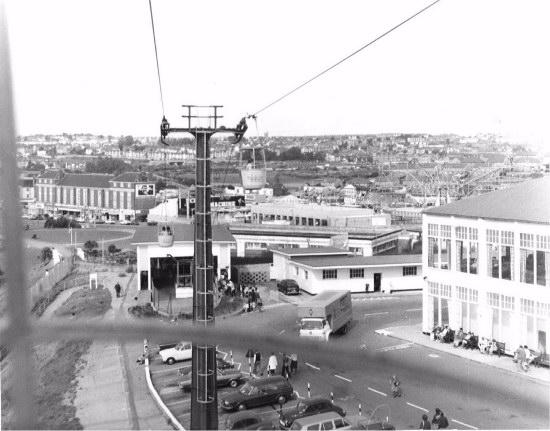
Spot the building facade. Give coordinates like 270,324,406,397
31,171,156,221
422,177,550,355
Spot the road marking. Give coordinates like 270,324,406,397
376,343,412,352
407,402,428,412
165,399,190,407
452,419,478,430
364,312,389,316
305,362,320,370
428,354,439,358
150,368,179,375
368,387,387,397
278,329,286,335
334,374,352,382
405,308,422,312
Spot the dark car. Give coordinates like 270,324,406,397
279,397,346,430
179,367,245,391
225,411,275,430
219,375,293,412
277,279,300,295
350,415,396,430
217,356,235,370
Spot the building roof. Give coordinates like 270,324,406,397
131,224,235,245
270,247,352,257
424,176,550,225
111,172,149,183
292,254,422,269
37,170,62,179
56,173,114,188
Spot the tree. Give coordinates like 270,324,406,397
108,244,120,255
84,240,98,257
40,247,53,262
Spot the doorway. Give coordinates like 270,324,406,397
373,273,382,292
538,329,547,354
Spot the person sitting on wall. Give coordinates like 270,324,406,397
437,325,449,343
453,328,464,347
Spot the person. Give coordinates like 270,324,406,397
249,287,257,304
114,282,121,298
253,350,262,376
281,354,291,380
478,337,489,354
390,375,401,398
432,408,449,429
437,326,449,343
488,339,498,356
247,294,253,313
290,352,298,375
232,117,248,144
516,344,526,371
419,414,431,429
430,325,442,341
255,290,263,312
268,352,278,377
246,158,254,170
524,345,533,371
453,328,464,347
462,332,472,348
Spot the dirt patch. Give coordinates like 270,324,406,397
54,288,112,320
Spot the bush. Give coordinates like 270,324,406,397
40,247,53,262
128,303,158,318
44,216,82,229
118,272,127,277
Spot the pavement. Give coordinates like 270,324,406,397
40,281,549,431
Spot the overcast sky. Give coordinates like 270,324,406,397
5,0,550,146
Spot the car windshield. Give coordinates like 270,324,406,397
301,320,323,330
239,383,253,395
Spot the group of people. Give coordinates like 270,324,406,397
419,408,449,429
430,325,453,343
513,345,536,372
248,349,298,379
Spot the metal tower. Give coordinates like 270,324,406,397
160,105,246,430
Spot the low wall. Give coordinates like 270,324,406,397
231,263,270,285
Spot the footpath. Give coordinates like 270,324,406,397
42,270,172,430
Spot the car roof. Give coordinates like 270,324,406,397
247,376,289,386
293,411,347,425
299,397,329,405
226,410,262,421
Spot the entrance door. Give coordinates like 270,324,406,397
140,271,148,290
538,329,547,354
373,273,382,292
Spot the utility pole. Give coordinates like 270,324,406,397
160,105,246,430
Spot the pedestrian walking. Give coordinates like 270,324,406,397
419,414,431,429
114,282,121,298
253,350,262,376
281,353,291,380
390,375,401,398
268,352,278,377
290,352,298,375
255,289,263,312
516,344,526,371
432,408,449,429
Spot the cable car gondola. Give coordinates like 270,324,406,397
238,145,266,190
157,222,174,247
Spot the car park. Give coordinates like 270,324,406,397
178,367,245,391
279,397,346,429
159,341,192,365
219,375,293,412
288,412,352,430
277,279,300,295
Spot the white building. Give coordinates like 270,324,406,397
422,177,550,355
271,247,422,294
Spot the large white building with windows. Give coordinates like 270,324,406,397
422,177,550,355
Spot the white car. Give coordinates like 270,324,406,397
104,219,115,224
159,341,193,365
119,219,131,225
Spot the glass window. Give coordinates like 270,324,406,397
520,233,534,248
403,266,417,276
322,270,337,279
520,249,535,284
428,237,438,268
487,244,499,278
350,268,364,278
440,225,451,238
536,250,549,286
469,242,478,274
428,223,439,237
456,240,467,273
440,239,451,270
521,299,535,315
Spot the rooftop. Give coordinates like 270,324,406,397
270,247,351,257
424,176,550,224
131,224,235,245
57,173,114,188
292,254,422,269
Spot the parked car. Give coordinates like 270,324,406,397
348,415,396,430
159,341,192,365
288,412,352,431
94,219,105,224
178,367,245,391
147,220,158,226
224,411,275,430
119,219,131,225
104,219,115,224
279,397,346,429
219,375,293,412
277,279,300,295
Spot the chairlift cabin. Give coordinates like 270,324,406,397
239,145,266,190
157,222,174,247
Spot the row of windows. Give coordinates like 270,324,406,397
317,266,418,280
430,283,550,317
37,186,134,210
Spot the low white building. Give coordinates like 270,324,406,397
271,247,422,294
132,225,235,298
422,176,550,355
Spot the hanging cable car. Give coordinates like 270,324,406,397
238,145,267,190
157,222,174,247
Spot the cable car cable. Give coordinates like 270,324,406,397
249,0,441,118
148,0,165,115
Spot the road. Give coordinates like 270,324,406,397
149,293,549,430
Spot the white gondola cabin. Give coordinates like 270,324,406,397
157,222,174,247
239,145,266,190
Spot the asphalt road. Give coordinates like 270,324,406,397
149,294,549,430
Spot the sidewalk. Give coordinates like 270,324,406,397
378,323,550,384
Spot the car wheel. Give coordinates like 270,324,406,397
167,358,175,365
237,403,247,411
277,395,287,405
229,379,238,388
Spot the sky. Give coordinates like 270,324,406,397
4,0,550,146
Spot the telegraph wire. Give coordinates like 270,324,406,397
250,0,442,118
148,0,165,115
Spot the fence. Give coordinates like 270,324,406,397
29,259,73,310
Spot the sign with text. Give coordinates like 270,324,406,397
135,183,155,197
